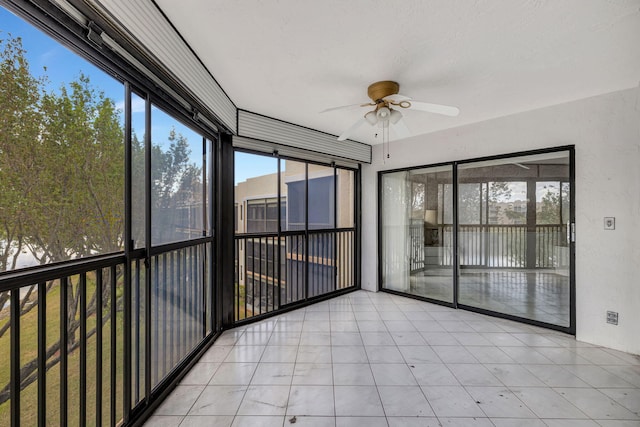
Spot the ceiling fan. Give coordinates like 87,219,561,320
322,81,460,141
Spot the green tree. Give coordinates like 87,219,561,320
151,128,202,243
131,131,146,246
132,129,203,244
26,74,125,263
0,34,44,273
0,35,125,409
0,39,44,398
456,181,514,224
0,34,47,338
537,183,569,225
0,33,201,413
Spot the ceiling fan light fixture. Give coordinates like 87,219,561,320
376,106,391,121
364,110,378,125
389,109,402,124
326,80,459,142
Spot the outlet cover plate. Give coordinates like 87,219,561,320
604,217,615,230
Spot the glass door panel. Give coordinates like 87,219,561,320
457,151,571,327
281,159,308,304
234,152,279,319
381,165,454,303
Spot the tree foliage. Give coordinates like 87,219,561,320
31,74,125,262
0,35,44,272
538,182,569,225
455,181,515,224
1,35,125,267
0,34,201,410
151,128,203,243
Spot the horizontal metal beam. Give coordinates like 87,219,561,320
0,254,125,292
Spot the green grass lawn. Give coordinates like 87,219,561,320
1,267,222,425
235,284,254,321
0,273,125,426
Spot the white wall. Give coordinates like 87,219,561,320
361,88,640,355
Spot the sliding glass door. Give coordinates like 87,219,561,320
380,165,454,304
457,150,572,327
379,148,574,331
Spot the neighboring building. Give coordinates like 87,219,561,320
234,160,355,316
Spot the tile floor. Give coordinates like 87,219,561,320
410,269,570,326
145,290,640,427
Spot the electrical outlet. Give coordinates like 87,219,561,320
604,217,615,230
606,311,618,325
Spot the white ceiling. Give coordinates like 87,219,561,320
154,0,640,144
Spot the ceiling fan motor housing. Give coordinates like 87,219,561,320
367,81,400,102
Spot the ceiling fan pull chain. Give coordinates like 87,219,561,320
384,121,391,159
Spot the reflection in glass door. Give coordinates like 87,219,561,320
380,165,454,303
379,148,573,331
457,151,572,327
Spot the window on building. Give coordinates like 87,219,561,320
282,159,306,231
308,167,335,230
246,198,280,233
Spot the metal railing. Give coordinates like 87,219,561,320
149,244,209,391
534,224,568,268
409,223,567,269
234,229,356,321
0,255,126,426
0,240,213,426
409,221,425,273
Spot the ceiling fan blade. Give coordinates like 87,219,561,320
320,102,372,113
407,101,460,116
337,117,366,141
392,117,411,140
383,93,411,103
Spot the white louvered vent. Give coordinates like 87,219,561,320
89,0,236,132
237,111,371,164
233,136,360,169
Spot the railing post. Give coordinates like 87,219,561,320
60,277,68,426
526,180,537,269
95,271,102,426
110,266,117,427
218,133,236,327
79,273,87,425
37,282,46,427
10,289,20,427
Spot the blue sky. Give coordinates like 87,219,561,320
235,152,278,185
1,6,286,185
2,7,195,167
0,8,122,103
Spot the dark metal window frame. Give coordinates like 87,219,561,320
0,2,363,426
231,148,361,326
377,145,576,335
0,0,231,137
0,1,225,426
